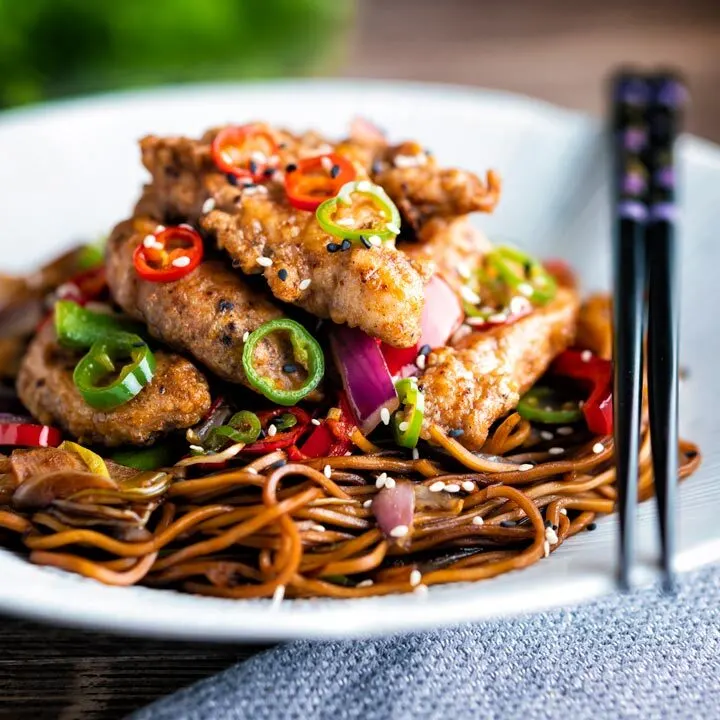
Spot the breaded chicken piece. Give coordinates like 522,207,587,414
17,324,210,447
419,287,579,450
106,217,310,395
139,131,427,347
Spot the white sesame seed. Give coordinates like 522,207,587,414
412,448,420,460
363,499,373,508
428,481,445,493
518,463,534,471
335,217,355,226
472,515,484,526
409,569,422,587
189,444,204,453
510,296,532,315
311,418,321,426
310,524,326,533
413,583,429,596
380,407,391,425
155,225,166,233
460,286,481,305
444,483,461,493
488,313,508,323
271,584,285,608
517,282,534,297
543,540,550,558
560,508,568,516
415,354,426,370
143,234,158,248
375,473,388,489
545,527,559,545
357,579,374,588
398,421,409,433
368,235,382,247
592,442,605,454
384,476,396,489
548,447,565,455
456,262,472,280
385,222,401,234
321,155,334,173
540,430,554,441
267,424,277,437
581,350,593,362
356,180,372,192
256,256,273,267
557,426,574,436
390,524,409,538
394,153,427,169
171,255,191,268
242,331,250,342
450,324,472,345
250,150,267,164
247,467,259,475
299,278,312,291
323,464,332,478
462,480,475,493
578,400,585,409
202,197,216,213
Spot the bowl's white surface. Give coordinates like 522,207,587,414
1,80,718,641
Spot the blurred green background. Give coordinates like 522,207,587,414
0,0,353,108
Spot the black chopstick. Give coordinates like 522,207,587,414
611,73,650,591
646,75,686,591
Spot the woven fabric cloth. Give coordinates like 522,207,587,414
132,565,720,720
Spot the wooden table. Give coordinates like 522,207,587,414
3,0,720,717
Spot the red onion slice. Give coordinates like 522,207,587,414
330,325,398,434
372,480,415,542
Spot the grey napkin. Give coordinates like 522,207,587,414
132,565,720,720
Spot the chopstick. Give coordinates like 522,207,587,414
611,73,650,591
610,71,686,591
646,75,686,591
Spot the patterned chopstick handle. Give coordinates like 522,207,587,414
612,73,650,222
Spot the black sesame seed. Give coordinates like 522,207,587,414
263,167,276,178
524,261,533,277
360,235,372,249
285,163,297,173
686,449,698,459
218,299,234,313
326,242,341,253
448,428,465,438
587,522,597,531
278,268,288,281
283,363,298,373
226,321,237,332
544,519,552,528
419,344,431,356
159,385,166,395
340,239,352,251
220,334,233,347
249,160,258,175
267,459,287,471
330,164,341,179
226,173,238,186
371,160,384,174
278,142,288,150
500,520,516,528
552,524,558,532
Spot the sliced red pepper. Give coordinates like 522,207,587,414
285,153,356,211
543,258,577,290
550,350,613,435
242,407,311,455
211,125,277,182
0,415,62,448
299,393,356,458
133,226,204,283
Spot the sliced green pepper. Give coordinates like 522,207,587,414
393,378,425,449
111,444,177,471
76,237,107,271
55,300,141,350
73,334,156,411
517,385,583,424
242,319,324,406
489,246,557,306
316,180,401,245
205,411,262,451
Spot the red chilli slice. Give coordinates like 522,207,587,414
133,226,204,283
285,153,356,211
211,125,277,182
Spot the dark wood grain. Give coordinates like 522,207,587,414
0,617,268,719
